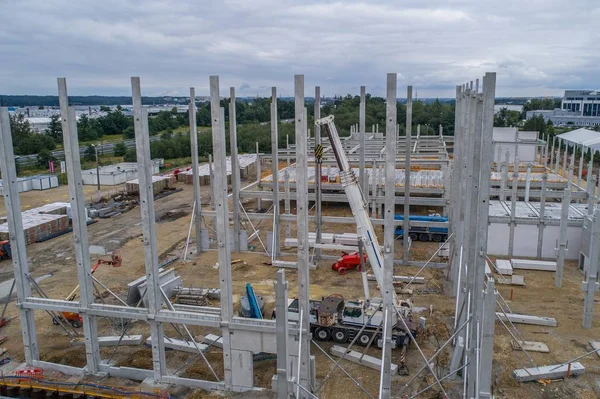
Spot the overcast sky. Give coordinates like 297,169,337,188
1,0,598,98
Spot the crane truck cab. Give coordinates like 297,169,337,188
284,295,418,352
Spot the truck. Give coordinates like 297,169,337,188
394,214,448,242
284,115,420,373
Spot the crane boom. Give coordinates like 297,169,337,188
315,115,398,304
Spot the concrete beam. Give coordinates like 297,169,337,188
496,313,557,327
330,345,398,375
513,362,584,382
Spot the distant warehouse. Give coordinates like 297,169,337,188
526,89,600,127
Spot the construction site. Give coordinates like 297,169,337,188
0,73,598,399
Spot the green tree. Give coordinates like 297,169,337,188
36,148,56,167
494,107,522,127
99,106,111,112
45,114,63,143
84,144,96,162
9,114,33,149
113,142,127,157
123,148,137,162
523,114,547,135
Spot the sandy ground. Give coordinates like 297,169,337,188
0,179,598,398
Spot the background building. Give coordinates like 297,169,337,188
526,90,600,126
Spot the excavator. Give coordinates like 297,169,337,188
52,252,122,328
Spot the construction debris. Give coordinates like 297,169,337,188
513,362,585,382
496,312,557,327
496,259,513,275
174,287,220,306
511,340,550,353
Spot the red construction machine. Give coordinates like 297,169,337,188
332,252,367,275
52,253,122,328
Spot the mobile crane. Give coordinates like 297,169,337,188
285,115,418,373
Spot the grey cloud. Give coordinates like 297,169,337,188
0,0,598,98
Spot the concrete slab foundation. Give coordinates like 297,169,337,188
511,340,550,353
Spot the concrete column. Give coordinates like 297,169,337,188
284,169,291,238
495,145,503,171
500,151,510,201
0,109,39,364
588,176,597,214
475,73,496,399
508,158,519,258
578,145,585,188
294,74,312,396
537,173,548,259
189,88,203,254
359,86,366,194
230,88,241,252
271,88,280,259
209,154,217,241
550,137,556,171
286,135,290,168
57,78,100,373
525,164,532,202
314,86,322,262
449,86,464,292
465,89,484,399
479,277,496,398
583,207,600,328
209,77,234,387
130,77,166,380
381,73,397,399
256,142,262,211
556,154,574,288
588,149,595,195
403,87,412,263
563,141,569,177
555,139,561,174
274,270,291,397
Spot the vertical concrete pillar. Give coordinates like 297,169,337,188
230,88,241,252
371,160,378,217
449,86,464,292
550,136,556,171
475,73,496,399
381,73,397,399
359,86,366,193
588,175,597,214
583,207,600,328
130,77,166,380
578,145,585,188
57,78,100,373
0,109,39,364
256,142,262,211
588,148,595,196
508,158,519,258
294,74,312,396
537,173,548,259
209,154,217,242
555,139,561,174
403,87,412,263
274,270,290,397
500,151,509,201
189,88,203,254
209,77,234,387
525,164,532,202
563,140,568,177
271,88,280,259
314,87,322,261
284,169,291,238
556,154,574,288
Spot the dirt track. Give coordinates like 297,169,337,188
0,180,598,398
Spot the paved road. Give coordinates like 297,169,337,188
16,135,166,167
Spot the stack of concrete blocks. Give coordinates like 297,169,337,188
183,154,257,185
125,175,175,196
495,259,513,275
0,202,71,244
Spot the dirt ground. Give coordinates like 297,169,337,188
0,178,598,398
